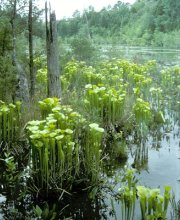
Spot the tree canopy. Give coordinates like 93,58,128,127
57,0,180,46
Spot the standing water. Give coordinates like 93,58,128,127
0,46,180,219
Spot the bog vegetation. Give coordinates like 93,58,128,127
0,0,180,219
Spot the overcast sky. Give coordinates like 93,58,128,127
39,0,136,19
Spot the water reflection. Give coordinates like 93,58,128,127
101,45,180,66
102,112,180,219
130,142,148,172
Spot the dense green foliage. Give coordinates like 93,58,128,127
0,101,21,143
26,98,104,191
70,37,96,61
58,0,180,47
0,59,179,219
0,56,16,101
0,0,179,219
0,0,45,102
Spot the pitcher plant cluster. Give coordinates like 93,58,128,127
0,58,179,219
26,98,104,191
0,101,21,143
116,168,172,220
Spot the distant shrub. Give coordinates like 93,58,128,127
70,37,97,62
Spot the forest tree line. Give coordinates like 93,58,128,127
58,0,180,47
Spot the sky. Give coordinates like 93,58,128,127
39,0,136,20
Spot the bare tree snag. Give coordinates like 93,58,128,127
28,0,35,99
45,1,61,98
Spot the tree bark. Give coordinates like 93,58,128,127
28,0,35,99
45,1,61,98
11,0,17,66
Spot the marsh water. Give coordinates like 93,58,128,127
103,46,180,219
107,115,180,219
0,46,180,219
102,45,180,66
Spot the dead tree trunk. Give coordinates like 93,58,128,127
11,0,17,67
45,2,61,98
28,0,35,99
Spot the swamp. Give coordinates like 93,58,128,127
0,0,180,220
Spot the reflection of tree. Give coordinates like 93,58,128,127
103,140,128,177
151,124,164,150
0,184,109,219
131,142,148,172
60,192,109,220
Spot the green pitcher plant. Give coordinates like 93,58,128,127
84,84,126,125
117,167,137,220
137,185,171,220
116,167,172,220
133,98,152,138
26,98,104,192
0,100,21,143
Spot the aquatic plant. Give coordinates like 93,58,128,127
116,167,172,220
119,186,136,220
84,84,126,125
61,60,103,92
149,87,163,110
171,194,180,219
112,141,128,161
160,66,180,98
33,203,57,220
137,185,172,220
38,97,60,119
26,98,104,192
133,98,151,124
0,101,21,143
83,123,104,183
117,167,137,220
136,186,149,219
61,59,163,135
133,98,152,138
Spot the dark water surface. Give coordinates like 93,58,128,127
108,120,180,219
